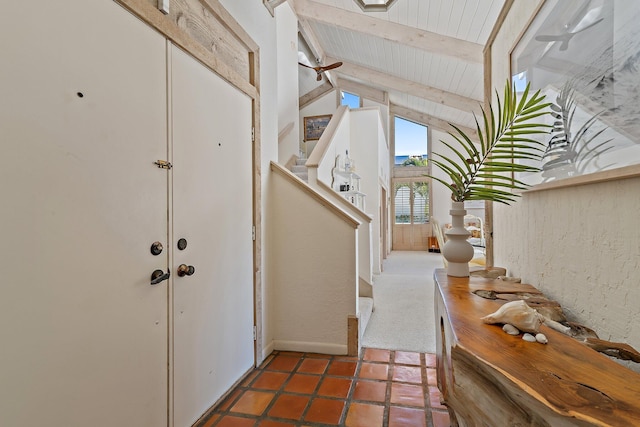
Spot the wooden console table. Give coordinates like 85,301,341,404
434,269,640,426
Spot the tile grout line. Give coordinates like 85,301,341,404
204,349,447,427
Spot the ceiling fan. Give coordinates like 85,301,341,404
298,51,342,81
535,14,603,51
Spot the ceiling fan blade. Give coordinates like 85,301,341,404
297,51,315,68
572,17,603,34
321,62,343,72
298,62,316,70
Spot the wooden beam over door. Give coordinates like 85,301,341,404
292,0,484,64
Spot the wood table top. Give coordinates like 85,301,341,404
434,269,640,426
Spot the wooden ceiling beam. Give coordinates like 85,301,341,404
297,19,338,87
292,0,483,64
390,104,478,141
299,81,335,109
328,57,482,115
338,79,388,105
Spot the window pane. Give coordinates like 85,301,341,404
412,181,429,224
394,117,428,167
394,183,410,224
341,91,360,108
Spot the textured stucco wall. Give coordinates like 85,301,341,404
492,2,640,372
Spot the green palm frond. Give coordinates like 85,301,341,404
426,80,551,204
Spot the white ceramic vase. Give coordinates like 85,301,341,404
442,201,474,277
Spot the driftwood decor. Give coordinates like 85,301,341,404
435,269,640,427
472,282,640,363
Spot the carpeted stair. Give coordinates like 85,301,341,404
290,158,308,182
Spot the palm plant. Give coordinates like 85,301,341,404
541,80,614,179
428,80,551,204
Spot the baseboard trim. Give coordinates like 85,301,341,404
273,340,348,355
262,340,275,363
348,315,359,356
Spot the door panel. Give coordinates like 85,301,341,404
0,2,169,426
171,46,255,426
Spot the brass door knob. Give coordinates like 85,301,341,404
177,264,195,277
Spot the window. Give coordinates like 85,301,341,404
412,181,429,223
341,91,360,109
353,0,398,12
394,180,429,224
394,117,427,167
394,183,411,224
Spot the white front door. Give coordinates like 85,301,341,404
171,46,255,426
0,1,169,425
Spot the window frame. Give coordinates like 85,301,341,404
393,178,430,225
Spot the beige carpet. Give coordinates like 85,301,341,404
362,251,444,354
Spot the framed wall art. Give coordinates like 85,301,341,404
511,0,640,185
304,114,332,141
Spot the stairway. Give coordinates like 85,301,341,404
290,158,308,182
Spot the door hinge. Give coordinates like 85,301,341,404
252,225,256,241
253,326,257,341
154,160,173,170
251,127,255,142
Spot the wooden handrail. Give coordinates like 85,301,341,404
306,105,349,169
316,180,372,224
270,162,360,228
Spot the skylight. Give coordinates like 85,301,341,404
353,0,397,12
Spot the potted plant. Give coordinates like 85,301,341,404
428,80,551,276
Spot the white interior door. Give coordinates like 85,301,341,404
171,45,255,426
0,2,169,425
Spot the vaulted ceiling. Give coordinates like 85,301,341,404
289,0,507,135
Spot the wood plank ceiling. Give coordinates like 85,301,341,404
290,0,506,133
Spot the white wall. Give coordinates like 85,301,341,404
363,98,390,141
350,108,390,274
276,4,300,164
300,90,339,157
430,128,456,226
316,110,351,185
491,1,640,372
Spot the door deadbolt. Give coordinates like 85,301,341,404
177,238,188,250
150,241,163,256
177,264,195,277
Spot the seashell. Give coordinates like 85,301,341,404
535,333,548,344
502,324,520,335
481,300,544,333
522,333,537,342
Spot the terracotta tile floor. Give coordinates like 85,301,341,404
198,348,450,427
